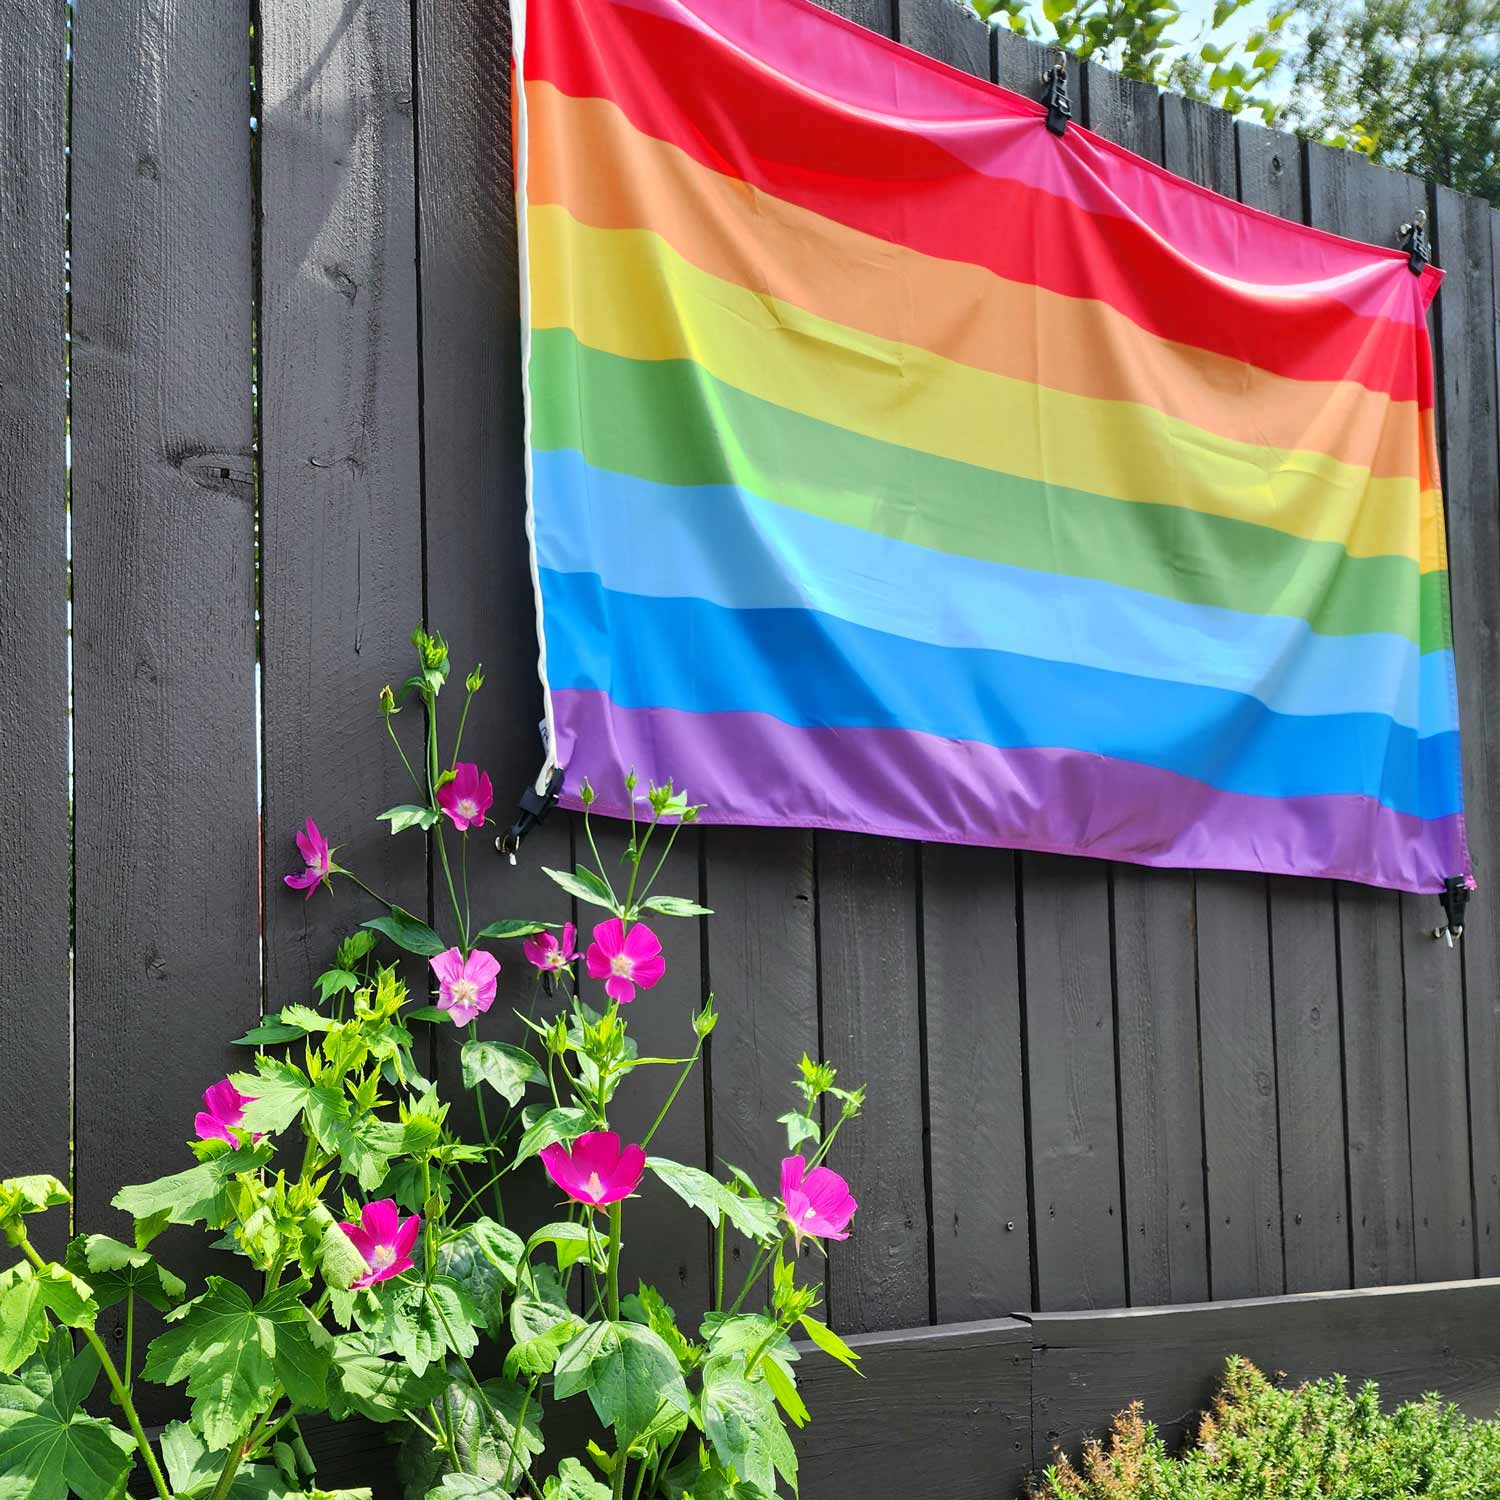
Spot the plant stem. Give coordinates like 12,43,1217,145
451,684,476,769
714,1218,726,1313
501,1378,537,1491
16,1240,170,1500
639,1039,702,1150
607,1201,623,1321
583,805,618,905
123,1290,134,1393
341,869,394,909
633,817,686,908
387,714,423,791
725,1229,792,1317
435,823,467,950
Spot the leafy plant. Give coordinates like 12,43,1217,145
1029,1356,1500,1497
1,625,864,1500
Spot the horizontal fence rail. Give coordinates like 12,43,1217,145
3,0,1500,1488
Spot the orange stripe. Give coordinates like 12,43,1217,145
526,79,1434,493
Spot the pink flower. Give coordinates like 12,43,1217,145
195,1079,259,1145
781,1155,857,1246
539,1131,646,1208
585,919,665,1004
339,1199,421,1289
523,922,578,974
283,818,334,899
430,946,501,1026
438,763,494,832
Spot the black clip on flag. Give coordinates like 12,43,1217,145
498,766,565,863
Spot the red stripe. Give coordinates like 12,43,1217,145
523,0,1434,408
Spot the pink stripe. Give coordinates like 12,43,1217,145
604,0,1438,324
552,690,1464,893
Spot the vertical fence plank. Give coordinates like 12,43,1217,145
1226,119,1353,1296
817,833,930,1332
1433,184,1500,1274
1305,142,1473,1282
1089,77,1210,1312
703,828,820,1303
922,845,1029,1319
895,0,990,72
1161,95,1235,189
813,0,896,33
1022,855,1125,1311
69,0,260,1388
259,0,427,1006
0,0,71,1252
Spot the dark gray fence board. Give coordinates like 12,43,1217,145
1235,118,1302,220
814,0,897,34
1196,874,1282,1299
1022,855,1126,1311
1267,880,1349,1291
0,0,71,1255
1432,185,1500,1275
258,0,428,1006
1083,65,1161,158
991,29,1051,98
795,1319,1033,1500
817,833,930,1332
1031,1279,1500,1462
922,845,1030,1319
1162,94,1235,192
68,0,261,1386
703,827,821,1303
896,0,990,73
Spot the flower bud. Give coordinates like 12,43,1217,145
692,996,718,1040
579,777,596,807
466,664,485,694
379,684,398,716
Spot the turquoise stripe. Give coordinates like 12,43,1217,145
539,568,1463,820
533,448,1457,736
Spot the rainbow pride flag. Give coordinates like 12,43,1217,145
511,0,1469,894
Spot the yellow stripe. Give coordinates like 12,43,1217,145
529,203,1438,569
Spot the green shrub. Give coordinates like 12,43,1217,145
1029,1356,1500,1498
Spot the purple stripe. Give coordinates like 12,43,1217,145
552,689,1466,893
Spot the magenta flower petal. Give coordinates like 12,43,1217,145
438,763,495,832
285,818,333,900
628,953,666,992
540,1130,646,1206
196,1078,259,1144
781,1155,856,1243
194,1112,235,1145
344,1200,421,1288
587,919,665,1004
363,1199,399,1243
431,946,499,1025
621,924,662,962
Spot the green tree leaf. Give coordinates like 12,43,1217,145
232,1020,308,1046
63,1234,185,1313
461,1042,544,1106
363,908,448,957
0,1333,134,1500
142,1278,330,1449
428,1478,514,1498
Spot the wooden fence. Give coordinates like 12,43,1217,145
3,0,1500,1490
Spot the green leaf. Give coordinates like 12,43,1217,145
0,1175,70,1236
405,1006,450,1024
436,1220,524,1340
354,1278,479,1378
378,804,440,833
1253,46,1283,70
504,1318,580,1380
64,1234,185,1313
461,1042,544,1106
280,1004,337,1034
336,929,381,969
160,1420,305,1498
525,1220,602,1275
622,1283,701,1373
555,1321,691,1443
638,896,714,918
232,1057,349,1143
329,1332,448,1423
699,1353,797,1493
143,1277,330,1449
0,1263,99,1373
513,1106,590,1168
646,1160,778,1244
542,866,618,913
509,1265,577,1346
761,1357,808,1428
472,919,550,941
363,908,448,957
776,1111,820,1153
428,1478,514,1498
314,967,361,1004
0,1332,134,1500
796,1313,862,1373
544,1458,611,1500
1042,0,1069,21
232,1020,307,1046
399,1367,542,1496
307,1204,368,1294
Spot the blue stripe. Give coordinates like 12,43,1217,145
533,448,1456,736
539,568,1463,820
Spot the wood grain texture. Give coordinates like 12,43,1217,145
591,818,713,1323
816,832,929,1333
1161,94,1235,193
991,29,1053,98
1196,873,1282,1300
1235,119,1302,220
702,827,820,1303
922,845,1030,1319
258,0,427,1006
795,1319,1033,1500
896,0,990,74
0,0,71,1255
1032,1280,1500,1463
810,0,897,34
1267,880,1349,1291
1337,886,1415,1286
1022,854,1126,1312
69,0,260,1382
1083,65,1161,158
1432,185,1500,1275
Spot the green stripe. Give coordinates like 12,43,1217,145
531,328,1441,650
